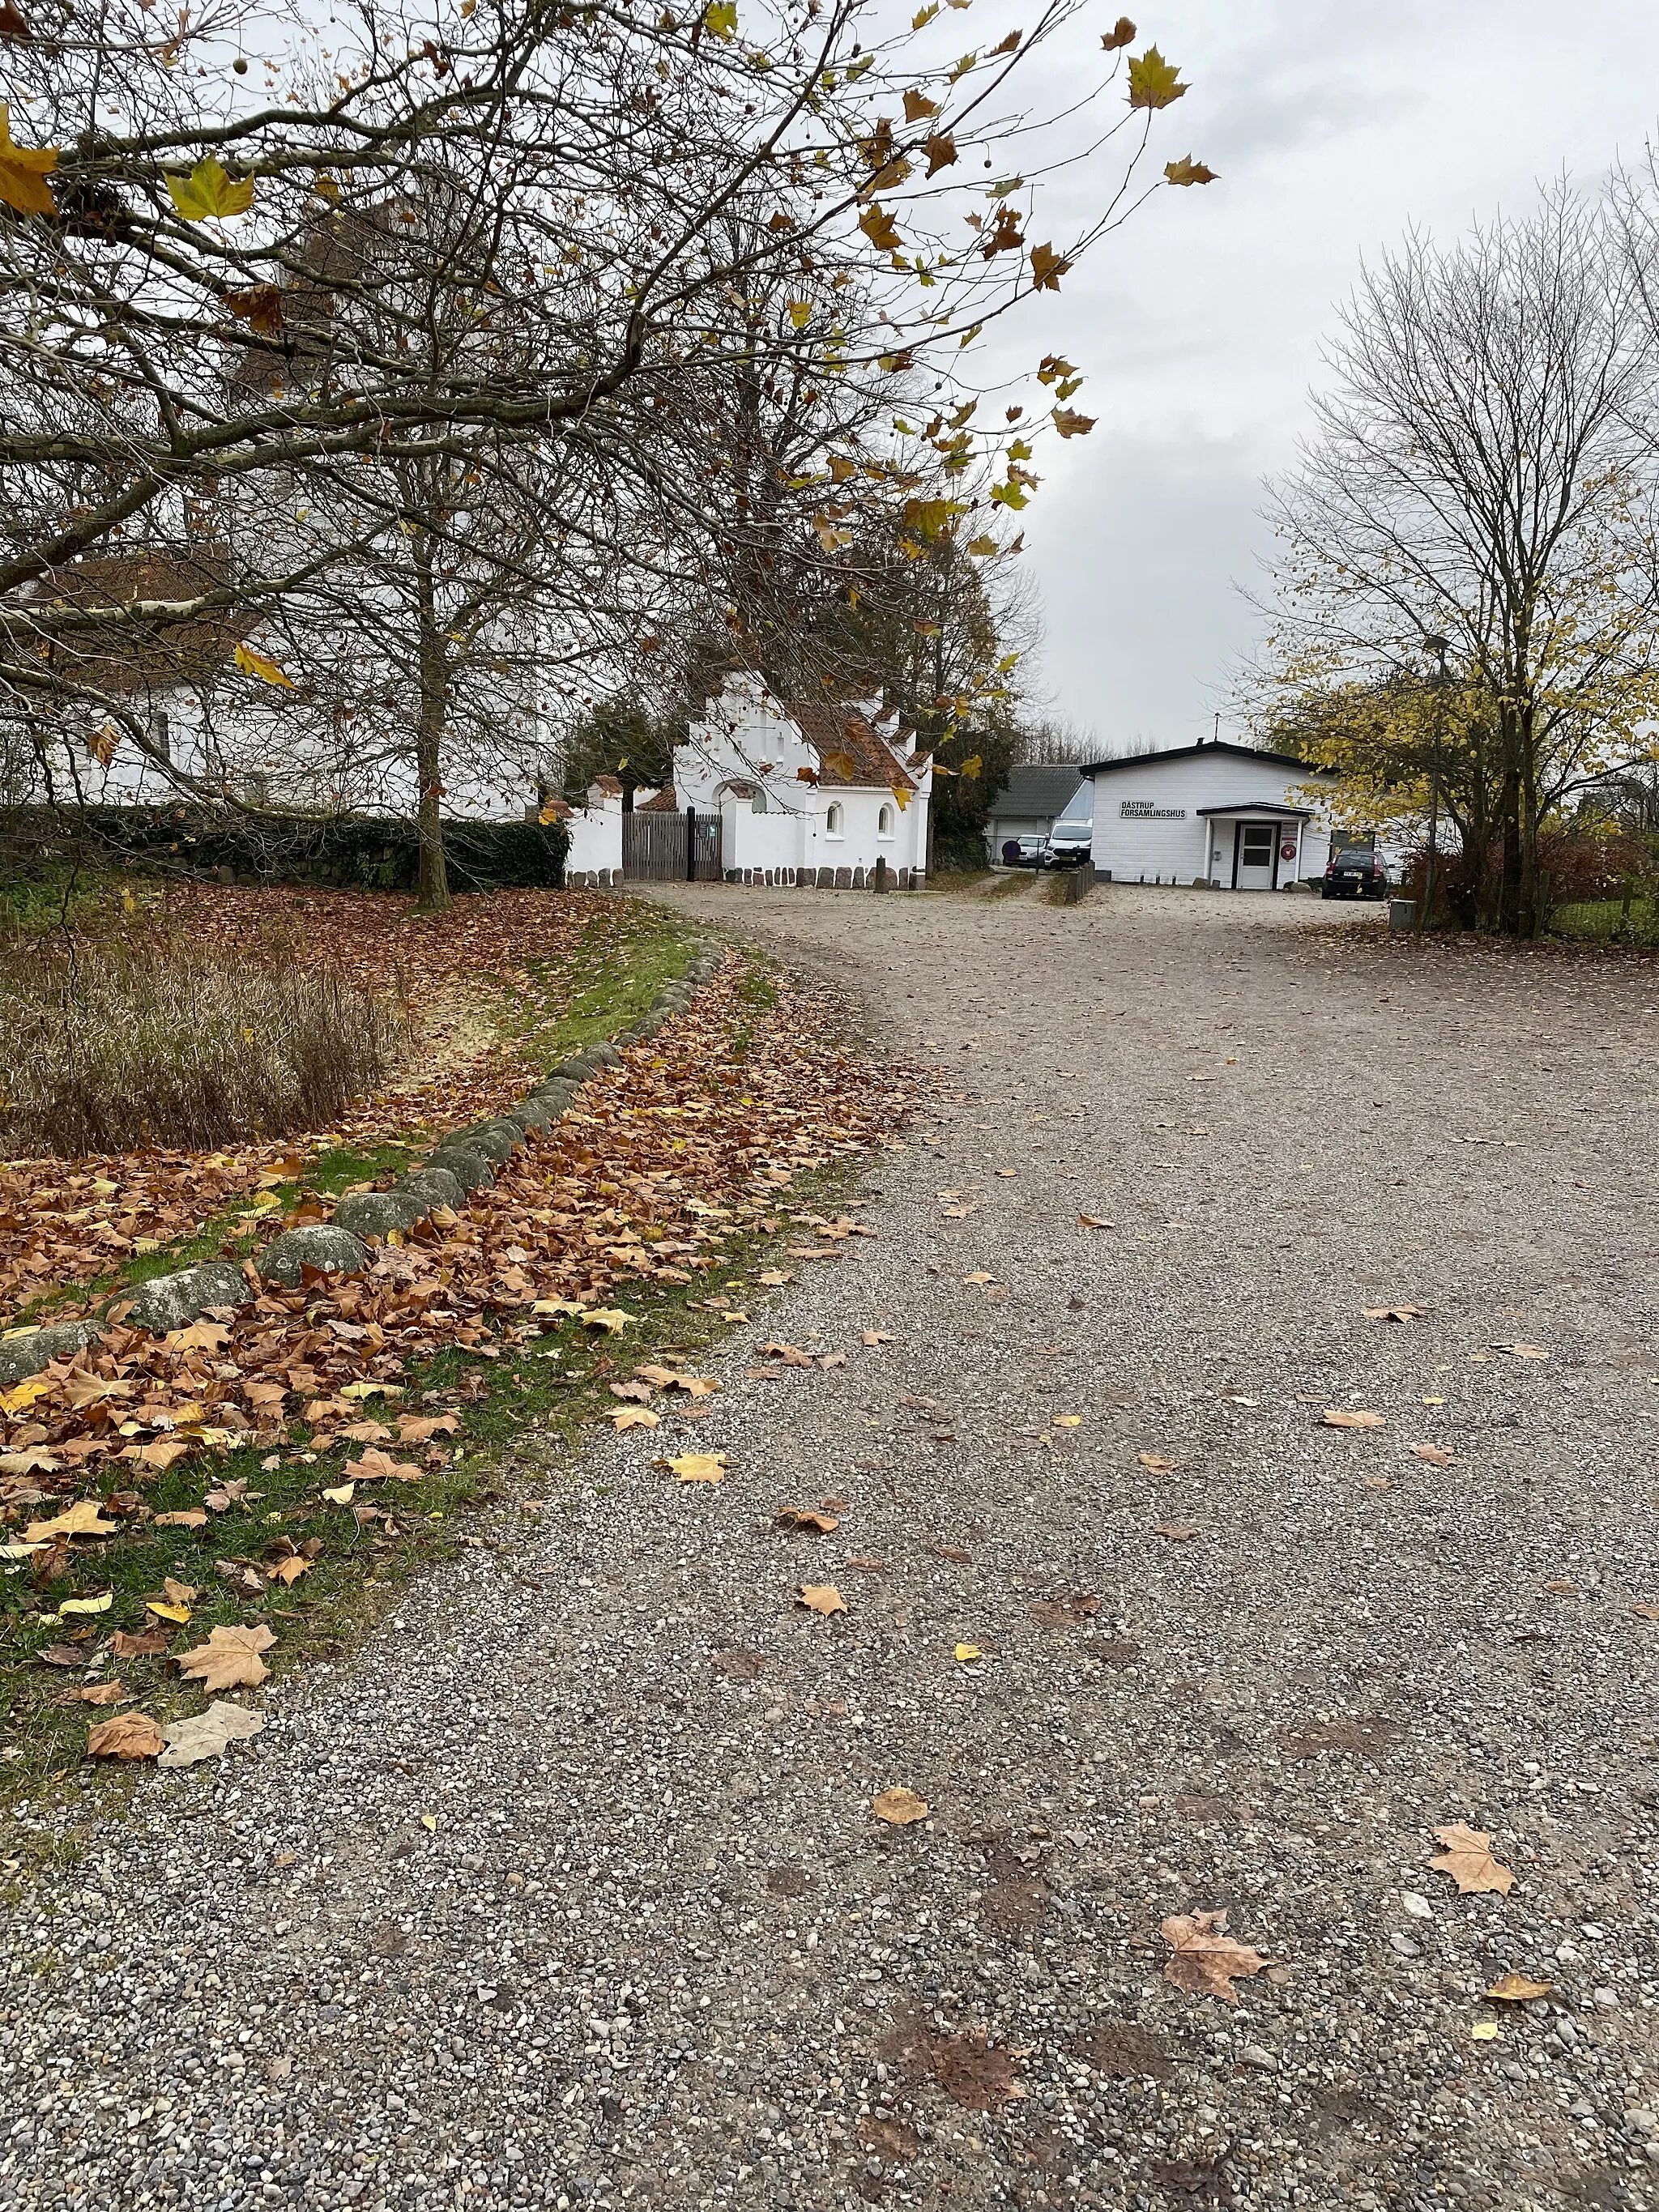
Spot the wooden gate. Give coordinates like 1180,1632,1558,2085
622,807,723,882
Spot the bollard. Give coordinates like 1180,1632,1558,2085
1388,897,1416,936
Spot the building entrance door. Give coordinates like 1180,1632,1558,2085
1233,820,1277,890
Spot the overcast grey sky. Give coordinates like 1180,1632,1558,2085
994,0,1659,751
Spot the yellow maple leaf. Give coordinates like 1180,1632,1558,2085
797,1583,847,1616
1029,241,1071,292
889,785,911,812
233,641,294,688
786,298,812,329
701,0,736,36
23,1499,116,1543
1165,155,1217,186
1128,45,1187,109
582,1307,632,1332
1053,407,1096,438
165,156,257,221
667,1451,727,1483
859,202,902,253
0,104,58,218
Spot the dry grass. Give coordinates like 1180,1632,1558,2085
0,935,410,1157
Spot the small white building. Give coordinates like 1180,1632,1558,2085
1075,739,1340,889
671,672,932,887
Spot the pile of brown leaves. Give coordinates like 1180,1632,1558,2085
0,887,634,1322
1,961,920,1501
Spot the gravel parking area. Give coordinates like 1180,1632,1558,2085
4,882,1657,2212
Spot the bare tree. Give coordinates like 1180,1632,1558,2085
1256,177,1659,934
1,0,1210,831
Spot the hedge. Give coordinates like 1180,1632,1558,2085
0,802,570,894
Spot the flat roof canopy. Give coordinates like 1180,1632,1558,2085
1196,802,1314,820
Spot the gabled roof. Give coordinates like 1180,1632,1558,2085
636,785,680,813
792,701,917,791
987,763,1090,816
1081,739,1333,778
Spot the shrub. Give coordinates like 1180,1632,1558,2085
0,936,410,1157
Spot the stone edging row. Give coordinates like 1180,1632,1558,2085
0,945,722,1393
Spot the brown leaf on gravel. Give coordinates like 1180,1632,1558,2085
1027,1591,1100,1629
754,1268,793,1286
1632,1602,1659,1622
861,1330,893,1345
1154,1523,1198,1541
710,1648,767,1678
761,1341,816,1367
1078,1213,1112,1228
177,1623,275,1692
1160,1908,1266,2004
1138,1452,1179,1472
1428,1822,1515,1896
56,1678,127,1706
933,1544,973,1565
796,1583,847,1616
1320,1409,1385,1429
1485,1971,1551,2001
1410,1443,1457,1467
859,2113,920,2164
1363,1304,1427,1322
847,1556,889,1571
609,1405,659,1430
872,1786,930,1826
1491,1341,1549,1359
609,1379,655,1401
775,1507,839,1533
879,2010,1023,2108
87,1711,164,1760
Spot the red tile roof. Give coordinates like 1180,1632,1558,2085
636,785,680,813
792,703,916,791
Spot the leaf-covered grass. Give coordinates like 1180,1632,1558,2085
0,1172,851,1815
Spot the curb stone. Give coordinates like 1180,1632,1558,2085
0,942,723,1385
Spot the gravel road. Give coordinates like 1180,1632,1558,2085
5,881,1657,2212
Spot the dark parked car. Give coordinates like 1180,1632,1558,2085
1001,835,1046,868
1323,846,1389,901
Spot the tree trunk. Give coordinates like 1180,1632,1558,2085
413,537,450,914
1496,701,1524,936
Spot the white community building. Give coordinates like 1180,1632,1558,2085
1072,739,1341,890
558,672,933,889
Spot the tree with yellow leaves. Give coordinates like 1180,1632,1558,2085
1253,178,1659,935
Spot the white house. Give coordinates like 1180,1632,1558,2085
1074,739,1341,889
669,672,932,887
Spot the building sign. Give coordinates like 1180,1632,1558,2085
1120,799,1187,820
